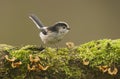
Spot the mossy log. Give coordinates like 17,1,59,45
0,39,120,79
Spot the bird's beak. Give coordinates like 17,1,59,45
67,28,70,30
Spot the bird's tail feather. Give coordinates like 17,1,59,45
29,14,44,29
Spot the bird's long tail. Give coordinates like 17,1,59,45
29,14,44,29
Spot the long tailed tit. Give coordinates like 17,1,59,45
29,14,70,44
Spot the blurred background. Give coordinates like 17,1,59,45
0,0,120,47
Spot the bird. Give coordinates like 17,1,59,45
29,14,70,46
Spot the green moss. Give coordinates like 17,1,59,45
77,39,120,67
0,39,120,79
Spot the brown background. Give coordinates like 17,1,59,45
0,0,120,47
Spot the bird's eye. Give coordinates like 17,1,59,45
63,26,66,29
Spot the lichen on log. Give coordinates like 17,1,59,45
0,39,120,79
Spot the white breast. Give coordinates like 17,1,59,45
39,31,67,44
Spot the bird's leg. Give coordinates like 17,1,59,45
54,43,60,52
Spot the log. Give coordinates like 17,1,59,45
0,39,120,79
